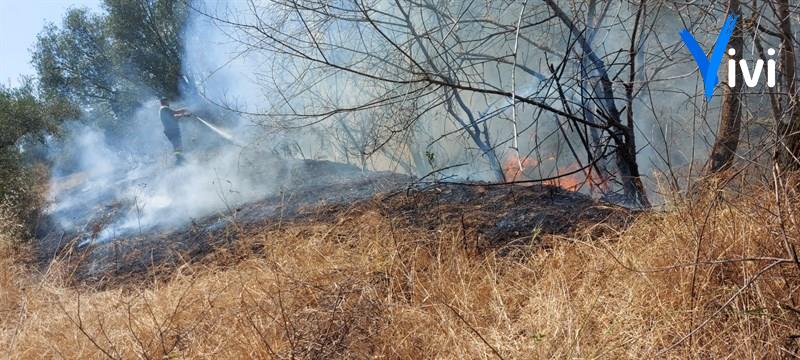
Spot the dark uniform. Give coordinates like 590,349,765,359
160,106,185,165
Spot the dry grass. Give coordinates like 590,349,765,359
2,184,800,359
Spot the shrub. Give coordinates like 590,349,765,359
0,81,77,235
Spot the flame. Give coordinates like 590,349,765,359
544,161,581,191
586,165,609,193
503,153,608,194
502,153,538,182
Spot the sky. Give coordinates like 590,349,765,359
0,0,103,87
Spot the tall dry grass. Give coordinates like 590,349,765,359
1,184,799,359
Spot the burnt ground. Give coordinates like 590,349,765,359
36,159,634,287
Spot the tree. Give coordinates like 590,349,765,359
0,81,78,228
193,0,668,206
33,0,190,125
706,0,744,174
32,8,134,122
103,0,190,99
543,0,650,206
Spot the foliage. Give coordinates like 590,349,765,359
0,0,190,230
32,0,189,127
0,82,78,231
0,81,74,147
32,9,123,120
104,0,189,99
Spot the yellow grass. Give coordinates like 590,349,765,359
1,185,799,359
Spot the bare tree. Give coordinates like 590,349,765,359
193,0,776,207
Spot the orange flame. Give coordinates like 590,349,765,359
544,161,581,191
586,165,609,193
503,153,608,194
502,153,538,182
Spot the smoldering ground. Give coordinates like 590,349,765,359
44,101,284,246
40,0,294,247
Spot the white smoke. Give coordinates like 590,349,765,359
45,95,282,246
40,0,306,246
42,0,750,242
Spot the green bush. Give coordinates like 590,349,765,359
0,82,77,236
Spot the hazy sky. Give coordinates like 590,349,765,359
0,0,103,86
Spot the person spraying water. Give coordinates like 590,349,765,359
159,97,193,165
159,97,245,166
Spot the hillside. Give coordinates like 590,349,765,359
3,0,800,357
2,170,799,358
36,159,630,288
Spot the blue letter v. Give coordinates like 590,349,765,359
680,14,738,100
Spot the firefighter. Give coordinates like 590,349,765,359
159,98,192,165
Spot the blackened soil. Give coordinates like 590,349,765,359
38,160,633,287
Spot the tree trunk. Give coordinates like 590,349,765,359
544,0,649,207
706,0,744,174
775,0,800,171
